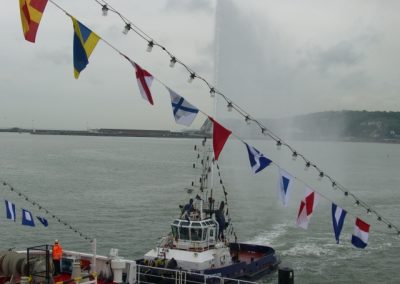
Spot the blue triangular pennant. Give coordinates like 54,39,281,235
22,209,35,227
332,203,347,244
245,143,272,174
37,216,49,227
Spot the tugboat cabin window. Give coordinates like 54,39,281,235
191,228,202,241
180,226,190,240
181,221,190,226
171,225,178,238
190,222,201,241
172,219,219,243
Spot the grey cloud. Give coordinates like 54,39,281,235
190,60,213,77
36,48,70,65
317,41,363,68
304,41,363,75
304,31,379,73
189,42,214,75
101,24,125,41
215,0,296,103
214,0,392,120
336,71,370,90
164,0,213,13
198,42,214,60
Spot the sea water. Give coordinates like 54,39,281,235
0,133,399,283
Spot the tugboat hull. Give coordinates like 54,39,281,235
201,243,279,281
137,242,279,283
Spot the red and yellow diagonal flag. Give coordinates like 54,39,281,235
19,0,48,43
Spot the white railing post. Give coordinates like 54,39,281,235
137,264,141,284
127,264,259,284
91,238,97,284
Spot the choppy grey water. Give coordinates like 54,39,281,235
0,133,399,283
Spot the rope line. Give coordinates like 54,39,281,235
41,0,400,234
88,0,399,234
1,179,93,242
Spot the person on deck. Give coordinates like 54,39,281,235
52,240,63,275
166,257,178,269
215,201,227,240
182,198,194,220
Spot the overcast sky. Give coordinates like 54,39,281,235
1,0,399,130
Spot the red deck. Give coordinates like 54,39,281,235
237,251,265,264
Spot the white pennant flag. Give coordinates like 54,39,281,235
277,169,294,207
122,54,155,105
5,200,16,221
296,187,320,229
168,88,199,126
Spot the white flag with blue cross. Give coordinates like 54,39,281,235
168,88,199,126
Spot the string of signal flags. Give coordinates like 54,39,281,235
1,179,93,242
18,0,399,243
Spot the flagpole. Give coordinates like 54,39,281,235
210,1,221,192
210,93,217,191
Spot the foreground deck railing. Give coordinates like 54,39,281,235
136,264,262,284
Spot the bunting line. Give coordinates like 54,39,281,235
190,143,237,242
229,141,378,245
1,179,93,242
18,0,399,236
87,0,399,233
5,199,48,227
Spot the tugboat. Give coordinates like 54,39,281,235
136,141,280,283
0,142,279,284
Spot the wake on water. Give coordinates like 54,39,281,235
246,222,289,246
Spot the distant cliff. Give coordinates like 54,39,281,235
286,111,400,141
221,110,400,142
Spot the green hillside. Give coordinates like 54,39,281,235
285,111,400,141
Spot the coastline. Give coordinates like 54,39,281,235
1,127,399,144
0,127,211,139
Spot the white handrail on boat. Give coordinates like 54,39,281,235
92,238,97,284
135,264,264,284
78,280,97,284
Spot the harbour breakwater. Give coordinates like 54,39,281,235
0,128,210,139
